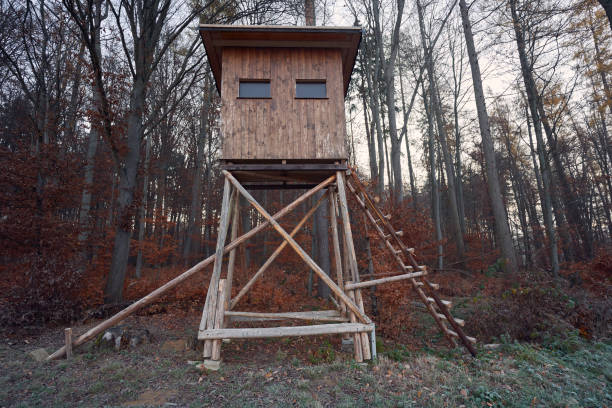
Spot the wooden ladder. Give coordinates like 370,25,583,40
346,170,477,356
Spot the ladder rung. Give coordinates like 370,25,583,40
427,297,451,308
446,329,476,343
436,313,465,326
384,232,406,240
427,282,440,290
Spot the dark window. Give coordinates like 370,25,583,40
296,81,326,98
239,80,271,98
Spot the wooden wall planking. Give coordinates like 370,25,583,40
220,47,347,161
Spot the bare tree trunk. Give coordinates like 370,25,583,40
459,0,517,273
305,0,315,25
105,76,145,303
134,133,151,278
184,80,212,264
423,83,444,270
510,0,559,278
417,0,465,260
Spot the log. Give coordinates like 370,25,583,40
225,310,348,322
344,272,427,290
198,323,373,340
211,279,226,361
46,174,337,361
354,289,371,360
223,170,371,325
202,180,233,357
346,287,363,362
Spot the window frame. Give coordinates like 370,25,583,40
238,79,272,99
295,79,328,99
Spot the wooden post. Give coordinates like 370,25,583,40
65,328,72,359
46,175,337,361
211,279,227,361
202,179,234,358
223,170,371,325
329,190,344,306
225,195,240,311
346,284,363,363
336,171,371,359
354,289,371,360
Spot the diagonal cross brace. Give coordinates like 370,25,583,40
223,170,372,325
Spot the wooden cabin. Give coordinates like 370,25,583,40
199,25,361,185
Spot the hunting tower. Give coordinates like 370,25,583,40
193,24,476,369
45,24,477,365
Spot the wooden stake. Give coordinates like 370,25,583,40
46,175,337,361
65,328,72,359
223,170,371,325
230,190,328,309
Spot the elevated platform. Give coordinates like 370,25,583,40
220,160,347,189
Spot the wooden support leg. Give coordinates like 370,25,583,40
336,172,371,360
329,189,345,313
201,179,234,358
211,279,227,361
346,284,363,363
354,289,371,360
225,195,240,313
223,170,371,325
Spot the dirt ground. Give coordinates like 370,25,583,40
1,306,610,408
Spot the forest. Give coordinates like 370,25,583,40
0,0,611,403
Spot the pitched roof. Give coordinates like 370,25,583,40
199,25,362,96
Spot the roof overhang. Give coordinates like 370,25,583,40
199,25,362,97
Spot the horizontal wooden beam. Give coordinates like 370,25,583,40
344,272,426,290
198,323,374,340
222,163,348,172
225,310,349,322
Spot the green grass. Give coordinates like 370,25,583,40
0,334,609,407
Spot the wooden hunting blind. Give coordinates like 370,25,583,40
199,25,361,165
47,25,476,367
